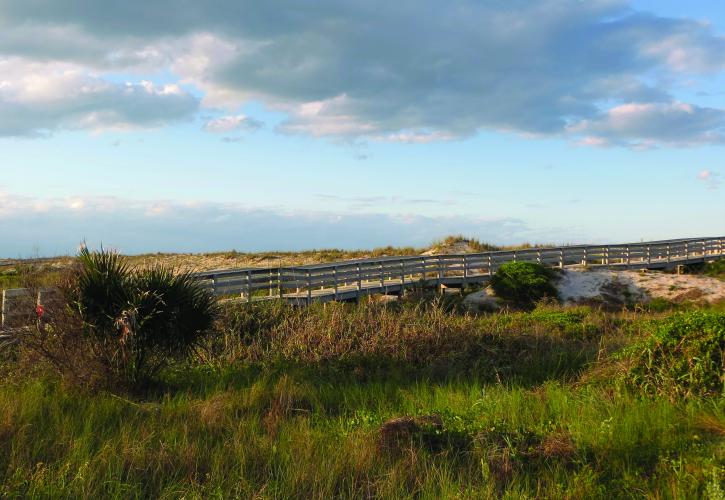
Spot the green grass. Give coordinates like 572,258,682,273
2,300,724,498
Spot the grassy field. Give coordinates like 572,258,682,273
1,296,724,498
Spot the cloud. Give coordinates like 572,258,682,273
697,169,721,190
314,194,456,210
203,114,263,133
0,58,199,137
0,1,725,144
0,190,541,256
569,101,725,148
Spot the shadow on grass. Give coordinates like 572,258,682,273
157,329,603,400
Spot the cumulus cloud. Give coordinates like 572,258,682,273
0,1,725,144
0,58,199,136
0,190,541,256
569,102,725,148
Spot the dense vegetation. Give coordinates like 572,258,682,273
489,261,559,308
1,252,724,498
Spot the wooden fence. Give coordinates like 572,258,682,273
2,235,724,327
192,236,725,304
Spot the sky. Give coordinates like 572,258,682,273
1,0,724,257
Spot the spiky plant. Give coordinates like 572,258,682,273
70,248,217,387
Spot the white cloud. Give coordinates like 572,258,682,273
203,114,263,133
569,101,725,147
697,169,721,189
0,58,199,136
0,190,542,256
0,1,725,144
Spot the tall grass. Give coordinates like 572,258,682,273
2,299,724,497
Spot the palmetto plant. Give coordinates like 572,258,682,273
74,248,217,387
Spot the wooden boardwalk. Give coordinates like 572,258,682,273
2,236,724,327
193,236,725,305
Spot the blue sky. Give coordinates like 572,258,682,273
1,0,724,256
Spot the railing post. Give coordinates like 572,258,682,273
379,262,384,289
667,243,671,263
400,261,405,286
646,245,651,265
278,268,283,299
488,255,493,274
246,270,252,302
559,248,564,268
307,270,312,303
212,274,218,296
357,263,362,292
536,249,541,264
685,241,689,262
582,247,587,266
513,251,517,263
626,246,630,267
463,254,468,279
334,266,338,300
605,247,609,266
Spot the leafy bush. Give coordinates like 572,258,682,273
490,262,559,308
621,311,725,399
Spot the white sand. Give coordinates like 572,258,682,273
464,269,725,309
557,269,725,305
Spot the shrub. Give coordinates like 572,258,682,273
24,249,217,389
621,311,725,399
490,262,559,308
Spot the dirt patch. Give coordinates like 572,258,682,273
378,415,443,451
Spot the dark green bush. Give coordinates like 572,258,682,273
621,311,725,399
490,262,558,308
72,248,217,386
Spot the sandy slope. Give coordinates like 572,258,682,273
558,269,725,304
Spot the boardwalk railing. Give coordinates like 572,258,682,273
2,236,724,326
192,236,725,304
